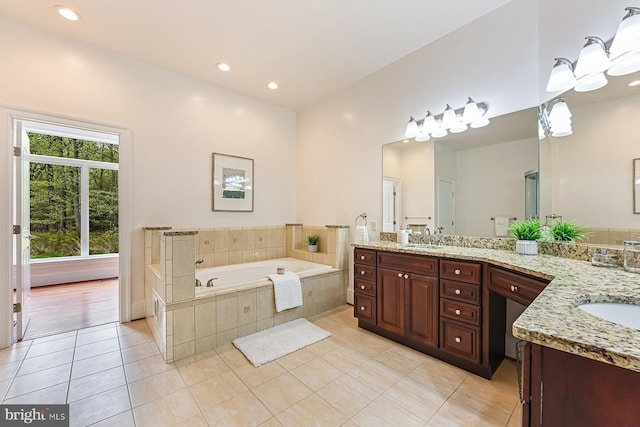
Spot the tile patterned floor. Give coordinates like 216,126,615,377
0,305,522,426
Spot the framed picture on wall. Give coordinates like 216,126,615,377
212,153,254,212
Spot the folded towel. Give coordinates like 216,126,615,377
494,216,511,237
355,225,369,244
268,272,303,312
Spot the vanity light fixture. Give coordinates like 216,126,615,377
546,6,640,94
403,98,489,141
547,98,573,137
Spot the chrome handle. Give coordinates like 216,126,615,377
510,285,518,292
360,306,366,311
360,255,366,260
360,285,366,290
454,289,461,295
455,309,461,315
361,271,366,275
455,337,462,343
454,269,461,275
404,274,409,279
398,273,403,278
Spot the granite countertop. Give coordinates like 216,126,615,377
354,241,640,373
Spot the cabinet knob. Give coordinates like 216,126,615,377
455,337,462,343
404,274,409,279
454,289,461,295
398,273,403,278
360,285,366,290
510,285,518,292
360,255,366,260
361,271,366,275
360,306,366,311
455,309,461,315
454,269,461,275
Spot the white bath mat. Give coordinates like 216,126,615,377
232,318,331,367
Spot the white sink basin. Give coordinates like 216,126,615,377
577,303,640,331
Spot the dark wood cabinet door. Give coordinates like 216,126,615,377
376,268,405,335
405,274,438,348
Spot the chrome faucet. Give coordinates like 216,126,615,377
435,227,445,245
423,226,432,245
195,259,204,267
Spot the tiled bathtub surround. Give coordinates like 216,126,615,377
143,225,350,363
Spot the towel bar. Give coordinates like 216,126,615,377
490,217,517,221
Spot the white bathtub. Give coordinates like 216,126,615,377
195,257,334,297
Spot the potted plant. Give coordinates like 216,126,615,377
550,221,585,242
509,219,542,255
307,234,320,252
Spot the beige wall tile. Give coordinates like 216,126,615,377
172,275,195,303
195,336,216,354
173,341,195,362
195,302,216,339
257,318,274,332
200,253,215,268
214,252,230,267
254,249,267,261
278,247,287,258
214,228,229,252
199,230,215,254
242,228,255,250
257,288,275,321
238,293,257,326
266,227,278,248
173,239,196,277
278,227,287,248
229,251,243,265
266,248,278,260
173,307,194,346
216,329,238,348
237,323,257,338
590,228,611,245
229,228,243,251
610,229,631,246
242,250,255,263
255,227,267,249
216,297,238,332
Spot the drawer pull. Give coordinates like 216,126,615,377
510,285,519,292
455,309,461,315
404,274,409,279
360,255,366,260
360,306,366,311
360,285,366,290
455,337,462,343
454,269,461,275
398,273,403,278
455,289,461,295
360,271,366,275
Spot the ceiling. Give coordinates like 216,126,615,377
0,0,513,111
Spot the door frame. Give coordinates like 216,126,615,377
382,176,402,232
1,106,132,346
437,176,456,235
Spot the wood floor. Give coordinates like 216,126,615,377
21,278,119,341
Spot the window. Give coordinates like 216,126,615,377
28,132,119,259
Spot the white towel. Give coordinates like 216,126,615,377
268,272,303,312
494,216,511,237
355,225,369,244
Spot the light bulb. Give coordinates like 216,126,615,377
442,105,456,129
462,98,481,122
405,117,419,138
546,58,577,92
607,52,640,76
610,7,640,56
574,37,610,78
574,72,608,92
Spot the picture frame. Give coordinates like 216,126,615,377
212,153,254,212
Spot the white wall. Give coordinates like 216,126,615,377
296,0,539,233
0,16,297,334
551,94,640,229
456,138,538,236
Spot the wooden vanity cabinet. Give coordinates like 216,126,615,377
353,249,377,324
377,252,439,347
521,343,640,426
487,265,548,306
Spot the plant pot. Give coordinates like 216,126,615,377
308,244,318,253
516,240,538,255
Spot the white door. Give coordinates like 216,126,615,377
382,178,400,232
14,122,31,341
437,178,456,235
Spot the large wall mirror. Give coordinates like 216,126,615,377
540,68,640,246
382,108,538,237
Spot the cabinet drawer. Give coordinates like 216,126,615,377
354,278,376,297
354,265,376,281
377,252,438,276
354,293,376,323
440,319,481,363
440,279,481,305
440,298,480,325
354,249,376,266
487,266,549,306
440,260,482,284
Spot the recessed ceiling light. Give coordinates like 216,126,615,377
56,6,79,21
216,63,230,72
267,82,278,90
629,80,640,87
402,139,410,143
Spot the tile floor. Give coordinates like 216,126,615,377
0,305,522,426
